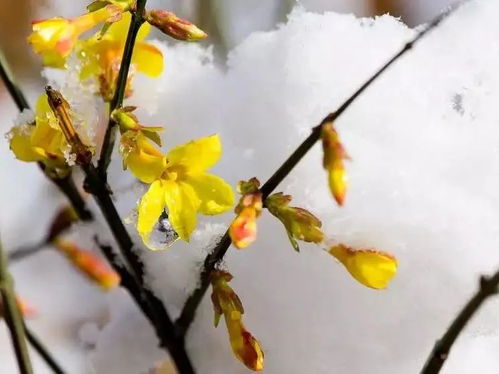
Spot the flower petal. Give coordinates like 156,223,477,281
137,180,165,244
9,126,44,162
167,134,222,172
122,133,166,183
184,172,234,215
133,42,163,77
163,180,200,241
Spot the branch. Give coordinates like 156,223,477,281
0,51,29,111
0,237,33,374
175,0,468,336
46,87,195,373
420,271,499,374
97,0,147,179
25,325,66,374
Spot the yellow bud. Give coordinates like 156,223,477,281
328,244,397,289
321,122,350,206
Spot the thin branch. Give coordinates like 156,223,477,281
0,237,33,374
175,0,468,335
0,51,29,111
25,325,66,374
8,242,47,263
97,0,147,179
421,271,499,374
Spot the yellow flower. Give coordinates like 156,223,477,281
229,178,262,249
211,270,264,372
266,192,324,251
28,4,125,68
54,239,120,291
125,134,234,247
8,93,69,172
321,122,350,206
328,244,397,289
78,12,163,101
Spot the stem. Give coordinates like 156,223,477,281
0,238,33,374
420,271,499,374
8,242,47,263
0,51,29,111
25,325,66,374
175,0,467,335
97,0,147,178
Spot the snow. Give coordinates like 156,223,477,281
3,0,499,373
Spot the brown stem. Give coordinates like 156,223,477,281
421,271,499,374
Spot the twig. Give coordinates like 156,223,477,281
97,0,147,179
0,51,29,111
0,237,33,374
175,0,468,335
420,271,499,374
25,325,66,374
8,242,47,262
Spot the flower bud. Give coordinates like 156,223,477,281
211,270,264,371
112,107,164,146
328,244,397,289
229,178,262,249
145,10,207,41
321,121,350,206
266,192,324,251
54,239,120,290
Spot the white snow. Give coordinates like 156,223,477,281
3,0,499,373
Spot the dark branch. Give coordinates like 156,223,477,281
25,326,66,374
420,271,499,374
175,0,468,336
0,51,29,111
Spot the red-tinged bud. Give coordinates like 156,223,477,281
229,178,263,249
54,240,120,290
321,121,350,206
145,10,207,41
210,270,264,371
